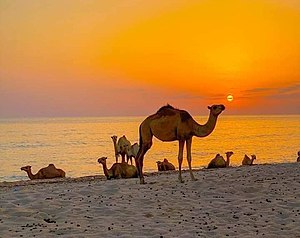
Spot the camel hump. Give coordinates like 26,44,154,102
156,104,175,114
48,164,55,167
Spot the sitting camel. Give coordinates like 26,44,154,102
207,151,234,168
156,159,176,171
207,154,225,168
111,135,131,163
297,151,300,162
20,164,66,180
97,157,138,179
242,154,256,165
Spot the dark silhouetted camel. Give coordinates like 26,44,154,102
156,158,176,171
242,154,256,165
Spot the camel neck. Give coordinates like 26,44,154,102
226,156,231,167
193,112,218,137
26,170,36,180
112,140,118,152
101,163,110,178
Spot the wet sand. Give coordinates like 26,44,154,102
0,163,299,237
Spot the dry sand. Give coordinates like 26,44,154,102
0,163,299,238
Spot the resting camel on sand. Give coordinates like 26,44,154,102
135,104,225,184
242,154,256,165
111,135,131,163
207,151,234,168
20,164,66,180
156,158,176,171
97,157,138,179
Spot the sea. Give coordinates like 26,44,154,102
0,115,299,182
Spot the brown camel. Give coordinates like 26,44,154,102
97,157,138,179
135,104,225,184
156,158,176,171
242,154,256,165
111,135,131,163
127,143,140,165
207,151,233,168
207,154,225,168
20,164,66,180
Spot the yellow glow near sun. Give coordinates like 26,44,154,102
227,94,234,102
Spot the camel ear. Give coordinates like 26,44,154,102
208,106,211,110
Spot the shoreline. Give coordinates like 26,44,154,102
0,162,299,237
0,161,294,187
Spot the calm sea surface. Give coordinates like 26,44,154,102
0,115,299,182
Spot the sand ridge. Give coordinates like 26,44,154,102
0,163,299,237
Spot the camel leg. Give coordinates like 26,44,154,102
121,154,126,163
186,138,197,181
126,154,132,164
178,140,185,183
136,142,152,184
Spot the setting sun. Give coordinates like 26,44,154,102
227,95,234,102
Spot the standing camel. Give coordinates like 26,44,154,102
135,104,225,184
111,135,131,163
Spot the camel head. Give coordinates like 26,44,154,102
111,135,117,143
251,154,256,160
156,161,163,171
20,165,31,172
225,151,234,157
97,157,108,165
208,104,225,116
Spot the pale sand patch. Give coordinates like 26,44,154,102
0,163,299,237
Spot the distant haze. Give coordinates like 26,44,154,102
1,0,300,117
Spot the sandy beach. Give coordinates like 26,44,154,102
0,163,299,238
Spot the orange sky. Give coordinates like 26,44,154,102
0,0,299,117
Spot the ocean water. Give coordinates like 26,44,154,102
0,115,299,182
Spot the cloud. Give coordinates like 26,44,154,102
241,82,300,99
277,83,300,95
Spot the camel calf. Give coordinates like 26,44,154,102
21,164,66,180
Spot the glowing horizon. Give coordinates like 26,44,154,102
0,0,299,117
